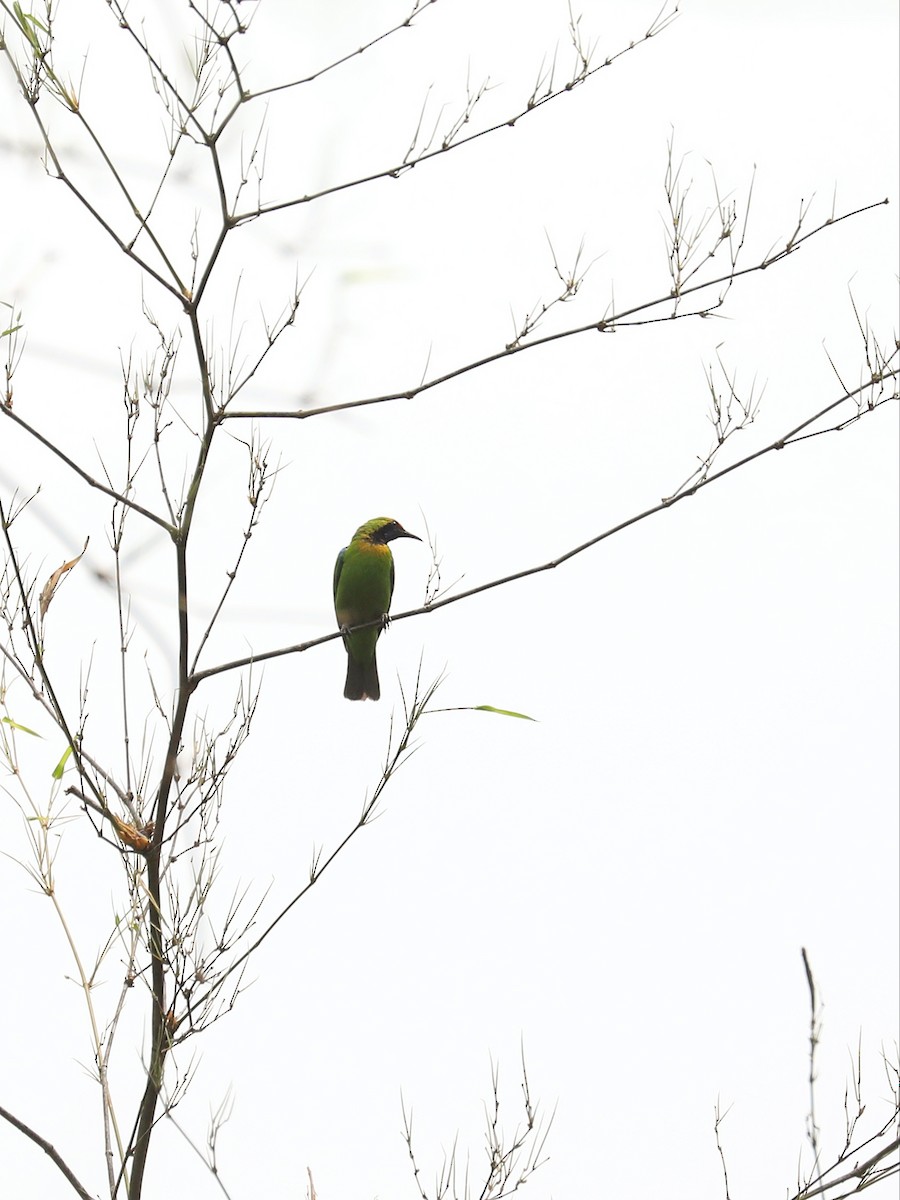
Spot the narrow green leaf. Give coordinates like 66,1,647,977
14,3,49,33
13,3,47,50
2,715,42,737
52,744,73,779
473,705,537,721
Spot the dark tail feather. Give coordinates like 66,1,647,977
344,653,380,701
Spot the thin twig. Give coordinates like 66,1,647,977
0,1104,95,1200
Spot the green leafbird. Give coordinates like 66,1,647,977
333,517,421,701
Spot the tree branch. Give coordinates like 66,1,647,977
220,198,889,422
0,406,175,533
193,367,898,683
230,3,680,224
0,1104,94,1200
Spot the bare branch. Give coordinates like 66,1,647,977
221,198,889,422
0,1103,95,1200
0,405,175,532
229,4,681,224
194,365,898,684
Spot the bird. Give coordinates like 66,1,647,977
333,517,421,701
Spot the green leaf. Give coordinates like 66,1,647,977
473,705,536,721
52,744,73,779
2,716,42,737
13,3,48,50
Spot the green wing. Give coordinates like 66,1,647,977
333,546,346,606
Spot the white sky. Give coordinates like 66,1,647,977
1,1,898,1197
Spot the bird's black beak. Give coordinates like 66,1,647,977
378,519,423,545
389,523,421,542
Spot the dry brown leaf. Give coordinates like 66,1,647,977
111,813,154,853
39,537,89,618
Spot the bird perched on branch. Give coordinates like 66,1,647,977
333,517,421,701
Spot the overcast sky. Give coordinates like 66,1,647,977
1,2,898,1197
